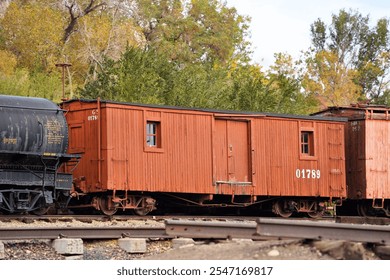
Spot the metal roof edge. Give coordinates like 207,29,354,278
62,98,348,122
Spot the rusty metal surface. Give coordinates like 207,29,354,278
257,218,390,244
165,219,259,239
62,99,346,200
0,226,167,240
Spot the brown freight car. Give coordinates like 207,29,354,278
314,104,390,216
62,99,347,217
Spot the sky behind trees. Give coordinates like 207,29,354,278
226,0,390,68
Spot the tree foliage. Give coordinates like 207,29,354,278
81,47,317,114
131,0,251,64
2,1,372,114
81,47,233,108
0,2,64,72
0,68,62,101
0,0,252,96
307,9,390,106
0,49,17,76
63,9,142,87
63,0,107,43
304,50,361,107
267,53,318,114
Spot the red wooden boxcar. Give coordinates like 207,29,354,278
314,105,390,216
62,99,347,217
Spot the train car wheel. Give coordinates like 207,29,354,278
133,208,152,216
32,206,50,216
98,196,117,216
32,189,51,215
272,200,293,218
307,209,325,219
132,196,156,216
384,204,390,217
357,202,369,217
132,200,153,216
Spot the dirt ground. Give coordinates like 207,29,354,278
141,238,382,260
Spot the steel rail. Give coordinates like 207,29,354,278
0,226,168,240
2,218,389,244
0,214,259,222
165,220,259,239
257,218,390,244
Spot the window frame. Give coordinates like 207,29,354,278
144,118,164,153
299,127,316,160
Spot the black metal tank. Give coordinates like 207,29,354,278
0,94,69,162
0,94,78,214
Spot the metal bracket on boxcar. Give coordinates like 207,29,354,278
215,181,252,186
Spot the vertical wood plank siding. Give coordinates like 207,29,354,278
365,121,390,198
313,106,390,200
63,100,346,199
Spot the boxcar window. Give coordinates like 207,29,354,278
146,121,161,148
301,131,314,156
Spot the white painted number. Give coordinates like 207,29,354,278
87,109,99,121
295,169,321,179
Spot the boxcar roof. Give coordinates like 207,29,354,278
313,105,390,120
62,98,347,123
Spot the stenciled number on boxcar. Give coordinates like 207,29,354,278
295,169,321,179
87,109,98,121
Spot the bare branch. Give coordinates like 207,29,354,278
63,0,107,43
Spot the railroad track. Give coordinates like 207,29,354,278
165,218,390,244
256,218,390,244
165,220,260,240
0,226,168,240
1,217,389,244
0,214,259,223
1,213,388,225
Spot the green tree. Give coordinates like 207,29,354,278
355,18,390,102
0,49,17,76
267,53,318,114
308,9,390,105
0,0,253,104
81,47,175,103
132,0,251,64
227,54,317,114
0,2,64,72
304,50,361,107
81,47,234,109
0,1,64,100
228,63,269,112
63,10,142,90
169,62,232,109
0,68,62,101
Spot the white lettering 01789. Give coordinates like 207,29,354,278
295,169,321,179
